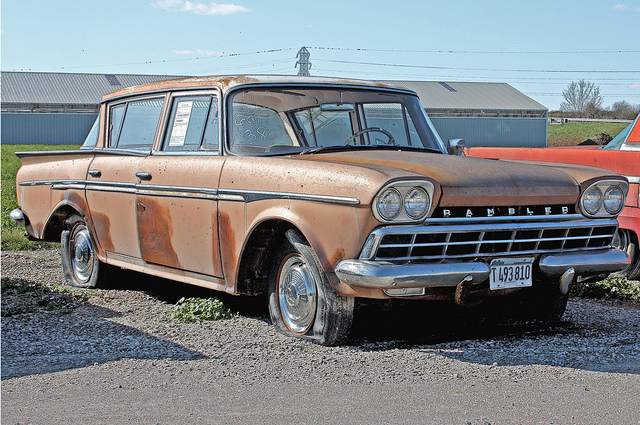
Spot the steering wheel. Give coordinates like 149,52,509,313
347,127,396,146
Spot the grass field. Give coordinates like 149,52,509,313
547,121,629,147
1,144,78,250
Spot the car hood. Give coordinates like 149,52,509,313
300,150,615,207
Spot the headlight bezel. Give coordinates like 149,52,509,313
579,179,628,218
373,180,435,223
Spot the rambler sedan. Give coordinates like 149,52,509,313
11,76,631,345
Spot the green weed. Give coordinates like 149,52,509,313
167,297,235,323
570,275,640,303
1,277,88,317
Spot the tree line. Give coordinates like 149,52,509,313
555,79,639,120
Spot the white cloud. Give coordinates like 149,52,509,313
630,82,640,88
173,49,224,56
613,4,640,11
153,0,250,15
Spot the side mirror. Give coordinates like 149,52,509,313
446,138,466,156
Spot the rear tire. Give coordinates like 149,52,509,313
61,214,106,288
268,229,354,346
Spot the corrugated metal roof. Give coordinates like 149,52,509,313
382,81,547,111
1,72,546,112
1,71,188,104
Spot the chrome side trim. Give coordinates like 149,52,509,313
19,179,360,206
218,188,360,205
624,175,640,184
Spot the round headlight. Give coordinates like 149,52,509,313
377,188,402,220
582,185,603,216
603,185,624,214
404,187,429,219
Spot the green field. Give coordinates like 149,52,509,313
548,121,629,147
1,144,78,250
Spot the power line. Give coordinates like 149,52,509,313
315,59,639,74
313,67,640,83
26,48,296,72
309,46,640,55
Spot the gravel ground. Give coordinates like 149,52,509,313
2,249,640,424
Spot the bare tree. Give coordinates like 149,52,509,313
560,80,603,116
611,100,640,120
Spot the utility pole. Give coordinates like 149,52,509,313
295,47,311,76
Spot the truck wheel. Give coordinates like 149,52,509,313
268,229,354,346
61,214,105,288
612,229,640,280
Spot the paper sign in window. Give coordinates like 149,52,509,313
168,101,194,147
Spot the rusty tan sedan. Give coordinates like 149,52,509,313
11,76,631,345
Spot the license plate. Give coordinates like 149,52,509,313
490,257,534,290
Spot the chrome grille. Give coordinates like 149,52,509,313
361,215,618,262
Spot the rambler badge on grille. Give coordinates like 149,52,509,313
439,205,572,218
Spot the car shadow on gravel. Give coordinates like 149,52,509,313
1,301,206,381
100,266,270,316
348,299,640,374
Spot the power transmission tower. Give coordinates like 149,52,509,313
295,47,312,76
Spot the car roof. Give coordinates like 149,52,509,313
102,75,412,102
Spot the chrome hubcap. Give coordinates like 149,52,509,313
278,256,317,334
70,225,94,283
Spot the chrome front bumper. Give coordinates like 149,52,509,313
334,248,631,289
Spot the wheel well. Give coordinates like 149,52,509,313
236,220,296,296
43,206,81,242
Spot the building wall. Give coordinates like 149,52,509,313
1,113,97,145
430,116,548,147
2,112,548,147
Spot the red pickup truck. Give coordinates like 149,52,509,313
467,114,640,279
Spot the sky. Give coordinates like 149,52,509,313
1,0,639,110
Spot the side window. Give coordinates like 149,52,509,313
109,104,126,147
202,97,219,150
116,98,164,150
163,95,219,152
81,115,100,149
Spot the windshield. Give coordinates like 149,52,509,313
603,122,632,150
227,86,446,155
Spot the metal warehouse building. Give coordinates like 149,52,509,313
1,72,185,145
387,81,548,147
2,72,547,147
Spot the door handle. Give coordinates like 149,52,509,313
88,169,102,178
136,172,152,181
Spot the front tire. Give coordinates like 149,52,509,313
61,215,105,288
268,229,354,346
612,228,640,280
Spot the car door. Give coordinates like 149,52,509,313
136,92,225,277
86,96,165,259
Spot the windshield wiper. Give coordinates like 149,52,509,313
299,144,443,155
